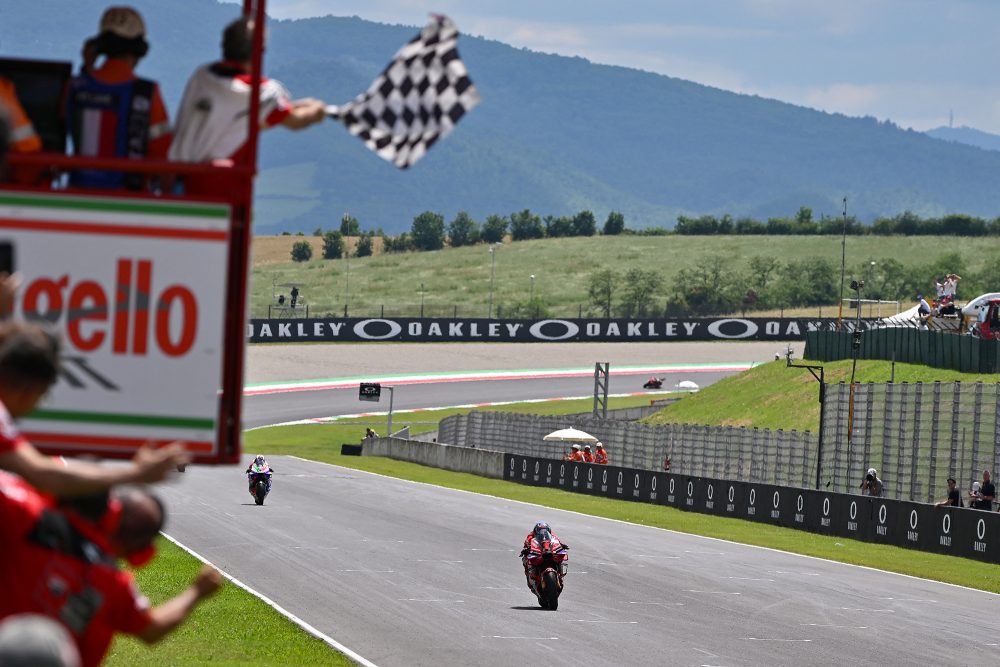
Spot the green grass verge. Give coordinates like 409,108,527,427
644,359,999,432
104,537,352,667
246,423,1000,594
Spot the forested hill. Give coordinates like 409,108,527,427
5,0,1000,232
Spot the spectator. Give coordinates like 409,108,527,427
935,477,963,508
290,285,299,308
362,427,379,442
970,470,995,510
0,77,42,184
0,320,188,496
915,294,932,327
169,16,326,195
0,472,222,667
594,442,608,465
581,444,594,463
563,444,583,462
0,614,81,667
65,6,171,190
859,467,883,497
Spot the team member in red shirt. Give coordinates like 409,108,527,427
563,444,584,462
0,320,188,496
170,16,326,195
0,471,222,667
594,442,608,465
581,445,595,463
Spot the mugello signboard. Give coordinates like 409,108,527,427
0,192,231,459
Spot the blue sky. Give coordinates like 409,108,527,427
250,0,1000,134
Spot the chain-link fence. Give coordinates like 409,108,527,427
822,381,1000,503
437,412,815,487
437,381,1000,503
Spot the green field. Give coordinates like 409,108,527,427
645,358,1000,432
251,234,994,319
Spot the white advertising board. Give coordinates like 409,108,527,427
0,191,231,457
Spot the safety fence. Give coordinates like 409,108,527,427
437,412,815,488
805,329,1000,373
822,381,1000,504
439,380,1000,505
504,453,1000,564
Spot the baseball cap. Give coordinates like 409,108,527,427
571,444,580,450
973,481,982,493
100,6,146,39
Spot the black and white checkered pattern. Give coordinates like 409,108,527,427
328,15,481,169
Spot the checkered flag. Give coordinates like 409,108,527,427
326,15,481,169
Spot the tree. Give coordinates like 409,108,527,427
481,215,508,243
411,211,446,251
448,211,479,247
603,211,625,235
672,256,741,314
312,226,323,236
340,214,360,237
746,256,780,307
322,231,343,259
571,210,597,237
544,215,574,238
355,232,374,257
383,233,412,253
619,268,663,317
587,268,619,318
509,209,544,241
290,240,312,262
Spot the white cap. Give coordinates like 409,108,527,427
973,481,982,492
867,468,876,477
571,444,580,450
100,6,146,39
596,442,604,448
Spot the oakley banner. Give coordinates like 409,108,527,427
249,317,867,343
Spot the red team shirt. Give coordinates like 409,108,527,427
0,472,153,667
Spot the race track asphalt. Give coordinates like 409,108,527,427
242,371,733,429
161,456,999,667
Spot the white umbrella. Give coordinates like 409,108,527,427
543,427,600,443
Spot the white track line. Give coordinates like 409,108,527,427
160,533,379,667
287,456,1000,599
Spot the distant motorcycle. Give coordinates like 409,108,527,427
247,465,273,506
643,377,664,389
521,535,569,610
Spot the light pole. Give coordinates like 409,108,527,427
529,274,535,317
488,245,497,318
344,211,350,318
836,197,847,330
867,261,876,316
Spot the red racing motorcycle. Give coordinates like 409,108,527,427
520,530,569,610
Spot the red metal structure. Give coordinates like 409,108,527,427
0,0,270,463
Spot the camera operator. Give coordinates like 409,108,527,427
859,467,883,497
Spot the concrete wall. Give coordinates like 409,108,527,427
362,437,505,479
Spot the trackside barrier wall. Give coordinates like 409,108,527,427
503,453,1000,564
805,329,1000,373
437,412,815,487
362,437,505,479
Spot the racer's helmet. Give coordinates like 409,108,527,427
254,455,266,467
533,521,551,541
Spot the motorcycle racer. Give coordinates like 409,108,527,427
519,521,568,594
245,455,272,497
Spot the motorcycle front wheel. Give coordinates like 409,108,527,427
542,570,560,610
255,480,267,506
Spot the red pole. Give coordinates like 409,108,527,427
216,0,267,461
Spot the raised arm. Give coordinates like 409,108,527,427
138,566,223,643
